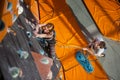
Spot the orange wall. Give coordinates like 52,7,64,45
0,0,18,42
84,0,120,41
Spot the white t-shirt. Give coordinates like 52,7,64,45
93,37,105,56
95,48,104,56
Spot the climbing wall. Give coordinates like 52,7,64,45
0,1,59,80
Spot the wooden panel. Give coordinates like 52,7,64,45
31,51,53,80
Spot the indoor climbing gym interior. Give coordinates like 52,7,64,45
0,0,120,80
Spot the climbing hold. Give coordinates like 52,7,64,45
18,6,23,15
7,2,12,11
17,50,29,59
26,31,32,38
0,20,5,31
40,58,49,64
9,67,21,78
39,49,45,55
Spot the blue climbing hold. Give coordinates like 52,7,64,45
17,50,29,59
39,49,45,55
9,67,20,78
7,2,12,11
